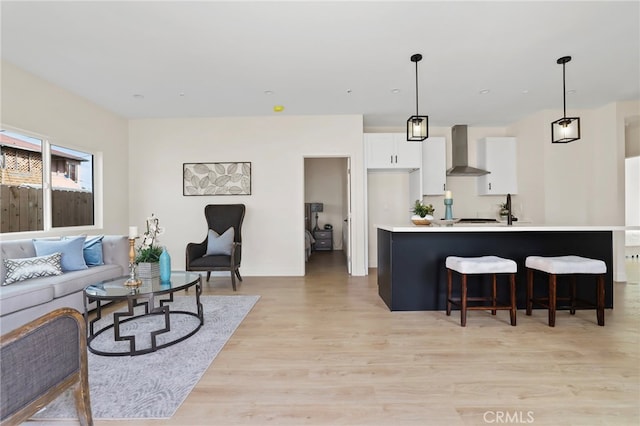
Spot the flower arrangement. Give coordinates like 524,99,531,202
135,214,165,263
412,199,435,218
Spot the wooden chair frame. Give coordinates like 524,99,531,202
1,308,92,426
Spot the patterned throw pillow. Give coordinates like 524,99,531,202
3,252,63,285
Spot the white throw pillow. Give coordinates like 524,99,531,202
205,228,235,256
3,252,63,285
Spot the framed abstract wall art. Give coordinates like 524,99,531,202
183,162,251,196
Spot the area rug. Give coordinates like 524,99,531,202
33,294,259,420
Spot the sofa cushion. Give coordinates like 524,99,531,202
47,264,124,299
0,280,54,316
3,253,63,285
33,236,88,272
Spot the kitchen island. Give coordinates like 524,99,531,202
377,223,624,311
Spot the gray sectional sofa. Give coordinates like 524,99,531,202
0,235,129,334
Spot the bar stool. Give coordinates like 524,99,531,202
446,256,517,327
525,255,606,327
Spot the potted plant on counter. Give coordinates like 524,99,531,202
411,200,435,225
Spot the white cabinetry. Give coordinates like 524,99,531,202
477,137,518,195
421,136,446,195
365,133,422,169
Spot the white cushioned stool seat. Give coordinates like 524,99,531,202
446,256,517,275
525,256,606,275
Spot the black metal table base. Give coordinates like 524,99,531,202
85,278,203,356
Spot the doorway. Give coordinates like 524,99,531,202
304,157,350,275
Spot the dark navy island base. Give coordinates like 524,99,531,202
377,228,614,311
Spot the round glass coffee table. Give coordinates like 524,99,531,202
83,272,203,356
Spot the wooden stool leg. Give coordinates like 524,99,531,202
446,269,452,316
526,268,533,315
491,274,497,315
509,273,516,326
570,275,577,315
597,274,605,326
461,274,467,327
548,274,557,327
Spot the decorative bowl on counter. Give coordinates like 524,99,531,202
411,215,433,226
432,218,462,226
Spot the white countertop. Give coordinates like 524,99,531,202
377,223,634,232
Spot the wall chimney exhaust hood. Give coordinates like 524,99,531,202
446,125,490,176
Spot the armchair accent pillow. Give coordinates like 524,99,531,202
33,235,88,271
3,252,63,285
205,227,235,256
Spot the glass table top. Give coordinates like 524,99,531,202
84,271,201,299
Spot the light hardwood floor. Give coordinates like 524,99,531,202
40,253,640,426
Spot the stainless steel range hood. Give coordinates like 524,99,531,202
446,125,490,176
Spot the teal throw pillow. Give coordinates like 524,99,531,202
33,235,88,271
205,227,234,256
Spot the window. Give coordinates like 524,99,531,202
0,129,95,233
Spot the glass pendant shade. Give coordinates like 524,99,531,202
551,116,580,143
407,115,428,141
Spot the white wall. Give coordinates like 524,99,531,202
0,61,129,238
128,115,366,276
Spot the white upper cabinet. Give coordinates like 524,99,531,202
421,136,446,195
477,137,518,195
365,133,422,170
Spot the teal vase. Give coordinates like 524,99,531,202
159,247,171,282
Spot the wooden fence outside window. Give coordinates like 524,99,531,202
0,185,94,233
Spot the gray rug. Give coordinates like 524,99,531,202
33,294,259,420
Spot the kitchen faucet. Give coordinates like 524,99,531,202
506,193,513,226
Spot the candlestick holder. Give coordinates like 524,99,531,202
444,198,454,221
124,237,142,287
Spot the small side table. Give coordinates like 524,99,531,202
313,229,333,251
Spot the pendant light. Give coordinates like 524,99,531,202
551,56,580,143
407,53,428,141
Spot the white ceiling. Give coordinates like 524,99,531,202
2,1,639,128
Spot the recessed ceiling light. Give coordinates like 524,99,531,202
522,90,530,94
479,89,490,95
566,89,577,95
346,89,353,94
264,90,273,95
391,88,400,94
179,92,185,97
132,94,144,99
273,105,284,112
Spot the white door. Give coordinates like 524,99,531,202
345,157,352,274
